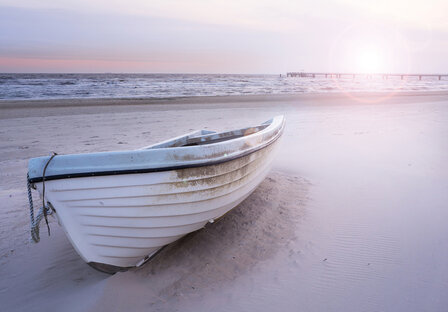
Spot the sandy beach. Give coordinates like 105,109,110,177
1,92,448,312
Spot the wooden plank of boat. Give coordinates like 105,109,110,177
27,115,285,273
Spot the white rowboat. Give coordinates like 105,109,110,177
27,115,285,273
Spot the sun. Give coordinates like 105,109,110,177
356,46,384,73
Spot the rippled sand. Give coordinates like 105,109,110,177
1,92,447,312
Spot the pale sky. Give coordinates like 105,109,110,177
0,0,447,74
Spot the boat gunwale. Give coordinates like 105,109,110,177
56,146,271,201
28,117,284,183
66,156,273,211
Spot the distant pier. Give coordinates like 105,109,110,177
286,72,448,80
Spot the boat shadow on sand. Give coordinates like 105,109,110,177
94,170,310,309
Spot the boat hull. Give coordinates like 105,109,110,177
34,139,279,268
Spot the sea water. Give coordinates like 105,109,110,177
1,73,447,100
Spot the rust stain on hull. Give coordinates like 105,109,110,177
174,141,276,181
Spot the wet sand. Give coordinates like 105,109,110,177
1,92,447,311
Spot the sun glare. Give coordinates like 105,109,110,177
356,47,384,73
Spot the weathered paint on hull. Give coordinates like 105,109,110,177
35,140,279,268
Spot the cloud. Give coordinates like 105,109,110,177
0,0,447,73
336,0,448,31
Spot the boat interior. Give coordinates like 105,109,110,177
143,121,271,149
